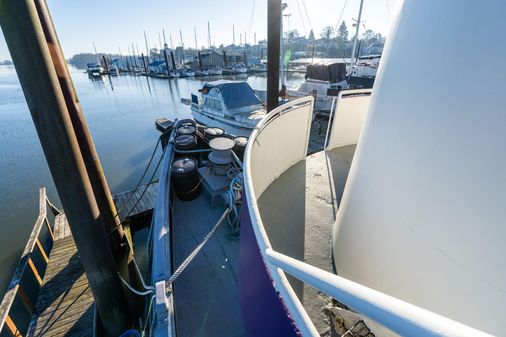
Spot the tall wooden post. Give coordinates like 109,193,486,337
223,51,228,66
0,1,135,335
170,50,177,70
267,0,281,111
198,51,203,70
163,49,171,77
141,53,148,72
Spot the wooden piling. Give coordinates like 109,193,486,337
267,0,281,111
170,50,177,70
163,49,171,77
141,53,148,72
0,1,135,335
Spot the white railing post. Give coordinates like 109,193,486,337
265,249,493,337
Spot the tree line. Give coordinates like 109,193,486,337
284,21,385,59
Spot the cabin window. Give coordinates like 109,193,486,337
205,97,222,111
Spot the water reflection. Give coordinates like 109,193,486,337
0,64,305,297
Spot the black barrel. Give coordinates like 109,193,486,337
202,127,225,152
174,134,198,158
233,136,248,161
176,124,197,136
171,157,201,201
175,118,196,129
203,127,224,141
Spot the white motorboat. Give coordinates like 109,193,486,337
188,80,266,136
86,62,103,77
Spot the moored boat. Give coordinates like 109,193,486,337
188,80,266,136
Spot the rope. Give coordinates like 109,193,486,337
106,146,165,237
335,0,349,32
114,137,161,219
118,273,154,296
142,295,156,337
166,207,231,290
224,168,243,229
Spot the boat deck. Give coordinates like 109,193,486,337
172,194,245,337
24,183,158,337
258,145,357,335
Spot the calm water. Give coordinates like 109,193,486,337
0,64,305,297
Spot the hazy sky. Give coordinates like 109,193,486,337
0,0,399,61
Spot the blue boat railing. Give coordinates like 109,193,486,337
243,95,492,337
0,187,61,337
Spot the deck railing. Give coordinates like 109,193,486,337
0,187,61,337
244,96,493,337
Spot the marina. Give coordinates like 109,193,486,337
1,0,505,337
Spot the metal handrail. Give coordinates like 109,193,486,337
244,97,493,337
0,187,61,336
243,96,320,337
265,249,493,337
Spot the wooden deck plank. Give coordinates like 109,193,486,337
26,236,93,337
112,181,159,222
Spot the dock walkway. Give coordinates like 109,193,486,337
26,214,93,337
24,183,158,337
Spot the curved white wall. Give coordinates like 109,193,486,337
333,1,506,335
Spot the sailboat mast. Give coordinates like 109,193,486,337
208,21,211,48
158,32,162,50
180,29,185,65
194,26,198,49
163,29,167,45
93,41,98,55
143,30,150,60
350,0,364,71
233,24,235,45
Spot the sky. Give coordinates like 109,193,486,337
0,0,399,61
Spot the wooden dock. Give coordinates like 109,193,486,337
0,183,159,337
26,214,94,337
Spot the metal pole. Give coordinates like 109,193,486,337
267,0,281,111
0,1,133,335
350,0,364,72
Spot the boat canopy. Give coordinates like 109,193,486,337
201,80,262,110
305,62,346,83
